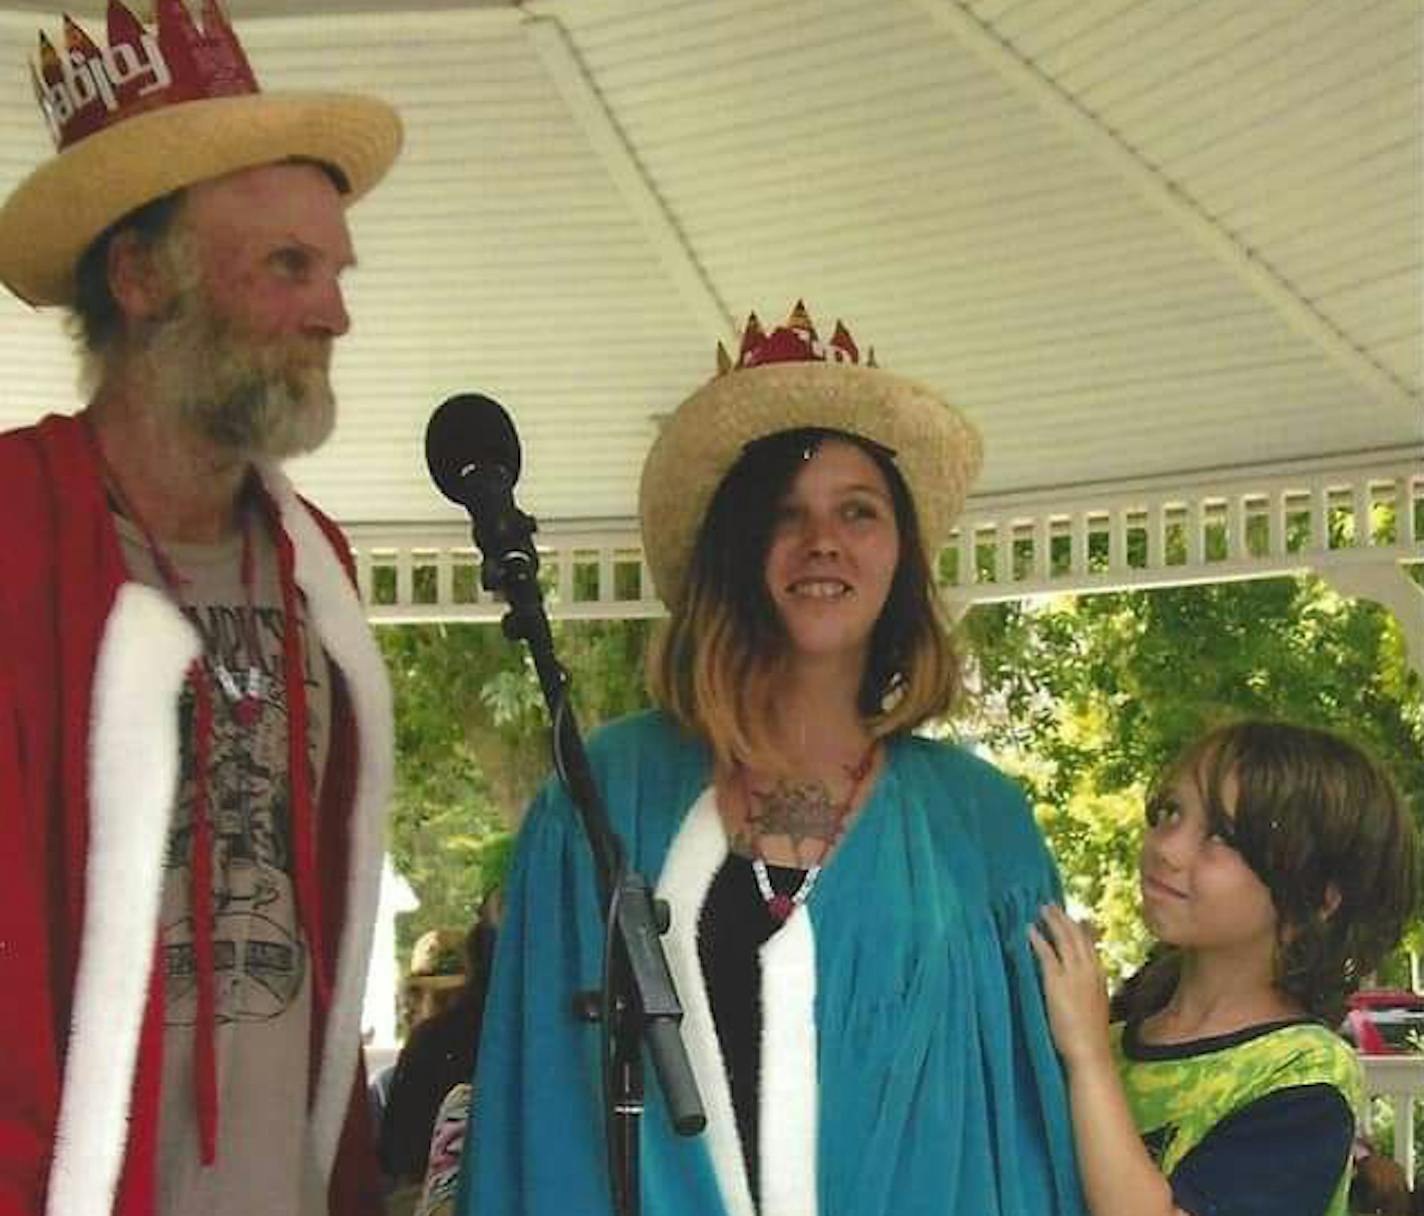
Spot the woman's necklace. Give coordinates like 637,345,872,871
740,741,879,923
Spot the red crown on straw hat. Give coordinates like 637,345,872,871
715,300,877,375
32,0,258,152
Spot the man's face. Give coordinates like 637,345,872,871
144,161,356,461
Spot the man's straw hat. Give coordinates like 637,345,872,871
0,0,401,307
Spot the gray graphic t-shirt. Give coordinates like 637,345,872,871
116,508,333,1216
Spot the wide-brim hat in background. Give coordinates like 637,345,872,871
638,302,983,608
407,928,466,990
0,1,402,307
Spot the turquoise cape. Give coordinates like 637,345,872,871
458,711,1085,1216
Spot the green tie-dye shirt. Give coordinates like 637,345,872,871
1111,1019,1361,1216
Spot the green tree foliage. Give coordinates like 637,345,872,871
378,619,655,960
960,574,1423,981
379,574,1421,990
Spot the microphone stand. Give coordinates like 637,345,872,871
474,508,706,1216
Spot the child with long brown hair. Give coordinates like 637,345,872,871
1031,720,1418,1216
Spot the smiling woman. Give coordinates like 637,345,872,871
761,436,901,670
458,303,1089,1216
654,421,952,787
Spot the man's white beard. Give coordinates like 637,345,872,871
142,285,337,462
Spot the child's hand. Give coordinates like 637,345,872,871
1028,904,1112,1070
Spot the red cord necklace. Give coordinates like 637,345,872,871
81,417,328,1167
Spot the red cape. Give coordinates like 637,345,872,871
0,415,394,1216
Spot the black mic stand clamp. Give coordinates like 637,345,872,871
473,505,547,647
470,503,706,1216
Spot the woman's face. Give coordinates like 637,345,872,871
762,438,901,669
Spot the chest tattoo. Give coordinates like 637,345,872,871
735,778,843,858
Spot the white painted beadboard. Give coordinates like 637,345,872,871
0,0,1416,552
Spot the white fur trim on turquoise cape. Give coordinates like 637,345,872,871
458,711,1086,1215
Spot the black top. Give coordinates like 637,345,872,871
1121,1020,1355,1216
379,996,487,1182
697,853,808,1210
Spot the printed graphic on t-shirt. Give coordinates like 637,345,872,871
1141,1124,1175,1165
161,601,326,1027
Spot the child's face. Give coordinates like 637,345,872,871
1139,767,1280,959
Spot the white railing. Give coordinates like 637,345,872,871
350,519,660,624
949,453,1421,603
349,450,1422,623
1361,1055,1424,1183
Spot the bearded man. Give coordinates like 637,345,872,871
0,4,400,1215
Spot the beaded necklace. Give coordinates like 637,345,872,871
740,741,878,923
106,473,266,724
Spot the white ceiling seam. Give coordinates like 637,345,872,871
556,0,912,75
523,14,732,348
0,0,1419,536
989,0,1149,53
598,21,926,95
902,0,1420,419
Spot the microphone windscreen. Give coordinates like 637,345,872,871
425,393,522,504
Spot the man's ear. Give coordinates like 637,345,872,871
1320,882,1342,921
107,230,173,323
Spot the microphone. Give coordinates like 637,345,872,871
425,399,708,1153
425,393,537,584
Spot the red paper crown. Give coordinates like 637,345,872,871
716,300,876,375
31,0,258,152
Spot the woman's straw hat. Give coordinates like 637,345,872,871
0,0,401,307
638,302,982,608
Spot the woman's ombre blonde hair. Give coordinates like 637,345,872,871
647,428,963,771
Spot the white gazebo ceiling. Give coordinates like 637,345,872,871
0,0,1418,540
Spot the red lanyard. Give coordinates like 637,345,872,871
81,417,329,1166
91,440,263,717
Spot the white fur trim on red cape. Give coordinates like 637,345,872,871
49,583,199,1216
48,473,393,1215
258,464,394,1181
